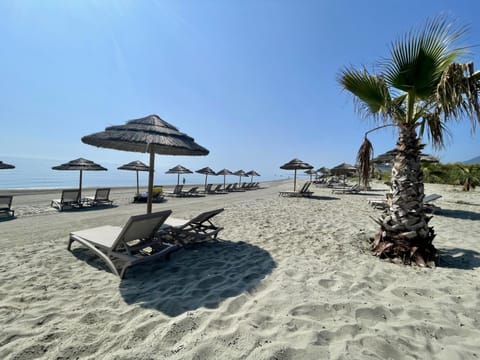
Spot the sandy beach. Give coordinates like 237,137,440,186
1,180,479,359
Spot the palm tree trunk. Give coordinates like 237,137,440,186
372,124,436,266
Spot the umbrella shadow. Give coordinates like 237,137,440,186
435,208,480,220
436,247,480,270
307,195,340,201
119,240,276,316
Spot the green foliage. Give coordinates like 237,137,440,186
422,162,480,190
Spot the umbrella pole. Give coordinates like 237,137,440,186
79,169,83,201
223,175,226,190
294,169,297,191
177,173,180,186
136,170,139,194
147,151,155,214
204,175,208,191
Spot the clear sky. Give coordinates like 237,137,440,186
1,0,479,180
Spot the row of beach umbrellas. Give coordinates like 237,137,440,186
280,158,358,191
48,158,261,202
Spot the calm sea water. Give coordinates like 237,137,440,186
0,157,270,190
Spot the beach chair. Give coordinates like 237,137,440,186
179,186,204,197
279,182,313,197
164,184,184,197
68,210,177,278
212,184,228,194
229,183,246,192
85,188,113,207
51,189,81,211
0,195,14,217
224,184,233,192
204,183,213,193
159,208,224,246
133,186,165,203
331,184,361,194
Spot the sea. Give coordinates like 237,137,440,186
0,156,273,190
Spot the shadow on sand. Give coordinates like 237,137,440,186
437,247,480,270
74,239,275,317
58,204,119,212
435,208,480,220
120,240,275,316
307,195,340,201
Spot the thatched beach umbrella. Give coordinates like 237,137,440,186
52,158,107,199
305,168,317,181
373,149,439,164
317,167,330,175
330,162,357,184
233,170,248,186
82,114,209,213
196,166,216,191
216,168,233,190
166,165,193,186
0,161,15,170
280,158,313,191
118,160,150,194
246,170,260,183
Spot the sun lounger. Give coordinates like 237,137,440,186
68,210,177,278
0,195,14,217
85,188,113,207
179,186,204,197
133,186,165,203
331,184,361,194
51,189,81,211
279,182,313,197
159,208,224,246
164,184,184,197
205,184,227,194
211,184,228,194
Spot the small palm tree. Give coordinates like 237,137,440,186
456,165,480,191
339,16,480,266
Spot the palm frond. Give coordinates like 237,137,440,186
338,67,391,120
383,16,467,99
357,137,373,188
417,113,452,149
435,62,480,129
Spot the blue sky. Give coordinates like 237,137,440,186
1,0,479,180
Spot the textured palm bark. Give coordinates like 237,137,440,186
372,125,436,266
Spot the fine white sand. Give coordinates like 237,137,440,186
0,181,479,359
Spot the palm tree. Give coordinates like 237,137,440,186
456,164,480,191
339,16,480,266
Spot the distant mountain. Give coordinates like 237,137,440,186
464,156,480,164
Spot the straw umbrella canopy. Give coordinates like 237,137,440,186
233,170,248,185
305,168,317,181
372,149,439,164
246,170,260,183
280,158,313,191
117,160,150,194
330,162,357,184
317,167,330,175
166,165,193,186
81,114,209,213
52,158,107,199
196,166,216,191
0,161,15,170
216,168,233,190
